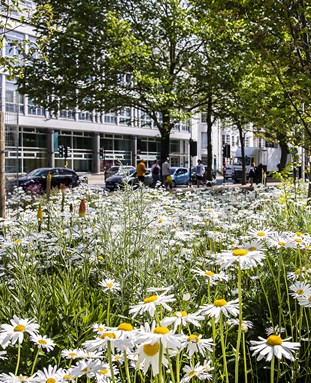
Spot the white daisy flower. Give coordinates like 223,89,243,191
289,282,311,299
70,359,106,378
0,350,7,360
265,325,285,336
191,268,229,283
227,319,253,333
160,310,204,332
95,363,118,382
129,291,176,318
199,298,239,322
61,349,83,359
250,335,300,361
92,323,107,335
181,333,214,356
30,334,55,352
83,330,131,353
248,228,272,239
33,365,65,382
0,315,40,346
136,322,182,351
181,361,213,382
297,294,311,307
135,341,168,377
0,373,36,382
218,248,265,270
99,278,120,292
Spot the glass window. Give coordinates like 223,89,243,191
104,111,117,124
5,78,24,113
201,132,207,148
5,30,24,60
28,98,45,116
59,109,75,119
119,107,132,125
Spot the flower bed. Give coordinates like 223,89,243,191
0,182,310,382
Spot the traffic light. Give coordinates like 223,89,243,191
190,139,197,157
99,148,104,159
58,145,64,158
64,146,70,158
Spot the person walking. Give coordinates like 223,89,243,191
161,158,171,190
195,159,205,187
151,160,161,188
249,162,256,187
136,159,146,184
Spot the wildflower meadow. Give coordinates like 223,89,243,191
0,179,310,382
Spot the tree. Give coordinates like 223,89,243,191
14,0,214,164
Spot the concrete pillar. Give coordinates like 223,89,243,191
47,130,55,167
92,132,100,173
131,136,137,166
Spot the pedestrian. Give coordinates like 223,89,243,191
161,158,171,190
136,159,146,184
195,159,205,187
151,160,161,188
257,163,264,184
249,162,256,187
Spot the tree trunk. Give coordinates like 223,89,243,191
206,96,213,183
279,141,289,171
160,112,171,165
237,122,246,185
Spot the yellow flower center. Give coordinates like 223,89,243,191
249,246,257,251
100,332,116,339
144,295,158,303
118,323,133,331
267,335,283,346
106,283,113,289
257,231,265,236
15,239,21,244
98,256,103,260
205,271,215,276
63,376,73,380
154,326,169,334
100,369,109,375
296,231,303,236
174,311,187,317
82,368,88,373
278,241,286,247
295,238,302,243
68,352,77,357
214,299,227,307
14,324,26,332
188,334,200,343
38,339,47,345
296,289,304,295
189,370,196,377
97,327,104,332
308,296,311,302
143,342,159,356
294,269,301,275
47,379,56,383
232,249,248,256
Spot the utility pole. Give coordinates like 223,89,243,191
0,111,5,218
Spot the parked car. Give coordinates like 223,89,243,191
170,167,190,187
191,166,216,184
105,165,135,179
126,169,153,188
105,168,153,191
18,167,80,192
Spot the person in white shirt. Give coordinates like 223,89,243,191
161,159,171,189
195,159,205,187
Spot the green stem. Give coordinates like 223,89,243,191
158,342,163,383
219,314,229,383
107,341,116,383
107,291,111,326
270,356,275,383
30,348,40,375
123,350,132,383
235,265,243,383
15,343,21,375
